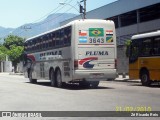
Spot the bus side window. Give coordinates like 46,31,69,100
55,30,60,46
154,37,160,55
40,39,43,50
37,38,40,50
60,29,64,46
132,46,139,57
141,39,152,56
129,41,139,63
48,34,52,48
52,33,56,47
45,35,49,49
64,28,67,45
64,26,71,46
33,39,36,51
35,39,38,51
42,36,46,49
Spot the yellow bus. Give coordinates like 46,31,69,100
129,31,160,86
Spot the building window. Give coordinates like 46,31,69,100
120,10,137,27
139,3,160,22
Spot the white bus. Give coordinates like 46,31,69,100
23,19,117,88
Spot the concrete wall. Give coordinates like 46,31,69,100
117,46,128,75
0,61,13,72
17,62,23,73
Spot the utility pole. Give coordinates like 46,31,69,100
84,0,86,19
80,0,87,19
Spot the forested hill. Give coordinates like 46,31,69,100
0,13,76,43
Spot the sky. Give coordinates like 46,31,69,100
0,0,117,28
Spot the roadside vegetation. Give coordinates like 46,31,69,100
0,35,25,72
125,39,131,57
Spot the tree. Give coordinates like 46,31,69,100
3,35,24,49
125,39,131,57
0,45,8,61
3,35,25,72
7,45,24,72
0,51,6,61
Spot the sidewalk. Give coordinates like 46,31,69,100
0,72,23,76
115,75,141,83
9,72,23,76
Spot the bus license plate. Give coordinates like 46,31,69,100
90,73,104,78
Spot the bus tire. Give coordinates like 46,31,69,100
56,69,62,88
79,81,99,88
29,70,37,83
50,69,56,87
79,81,90,88
140,70,151,86
89,81,99,88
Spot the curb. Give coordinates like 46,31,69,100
9,73,24,76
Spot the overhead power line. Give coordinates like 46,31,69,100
15,0,78,37
32,0,69,24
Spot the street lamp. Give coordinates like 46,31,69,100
59,2,83,19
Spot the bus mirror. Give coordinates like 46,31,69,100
23,52,27,66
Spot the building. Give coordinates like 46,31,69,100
61,0,160,74
61,0,160,45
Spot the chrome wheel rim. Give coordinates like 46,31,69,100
142,74,148,82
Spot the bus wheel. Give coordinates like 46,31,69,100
50,69,56,87
140,70,151,86
29,70,37,83
79,81,99,89
89,81,99,88
79,81,90,88
56,69,62,88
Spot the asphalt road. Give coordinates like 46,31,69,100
0,73,160,120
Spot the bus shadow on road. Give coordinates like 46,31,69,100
114,79,160,88
148,85,160,88
26,81,114,90
127,83,160,88
61,83,114,90
114,79,141,83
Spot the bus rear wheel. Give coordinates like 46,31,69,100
79,81,99,88
29,70,37,83
50,69,56,87
89,81,99,88
56,69,62,88
140,70,151,86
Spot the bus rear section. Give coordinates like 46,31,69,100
73,20,117,85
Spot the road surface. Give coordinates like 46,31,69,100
0,73,159,120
